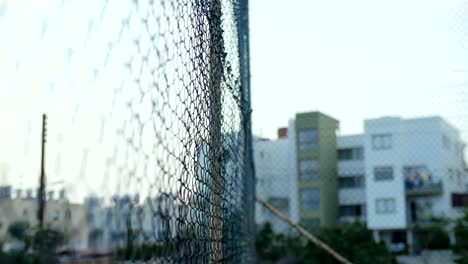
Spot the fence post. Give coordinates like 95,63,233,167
208,0,225,262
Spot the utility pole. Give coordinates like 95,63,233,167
38,114,47,229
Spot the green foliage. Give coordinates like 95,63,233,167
7,221,30,241
256,222,302,263
0,222,66,264
33,228,65,252
420,226,450,250
453,210,468,264
256,221,396,264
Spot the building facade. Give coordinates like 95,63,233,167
254,135,298,232
255,114,468,253
337,135,366,224
255,111,339,231
362,117,466,253
0,188,88,249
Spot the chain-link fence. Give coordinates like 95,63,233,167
0,0,254,263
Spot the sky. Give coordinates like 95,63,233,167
249,0,468,139
0,0,211,202
0,0,467,202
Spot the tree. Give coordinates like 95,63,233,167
421,225,450,250
2,221,66,264
256,221,396,264
7,221,30,242
255,222,294,263
453,210,468,264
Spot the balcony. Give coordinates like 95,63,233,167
404,166,443,196
405,181,442,196
338,216,366,225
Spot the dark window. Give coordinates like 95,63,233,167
338,149,353,160
300,189,320,210
299,159,319,179
339,205,362,217
337,147,364,161
338,175,364,188
298,128,318,150
452,193,468,207
374,166,394,181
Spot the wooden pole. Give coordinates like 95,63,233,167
208,0,225,262
256,197,353,264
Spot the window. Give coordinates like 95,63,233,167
337,147,364,161
338,148,353,160
298,128,318,150
452,193,468,207
339,205,362,217
300,189,320,210
338,175,364,188
299,159,319,179
374,166,394,181
23,209,28,216
355,147,364,160
372,134,392,150
376,198,396,214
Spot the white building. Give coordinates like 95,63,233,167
255,115,467,253
0,187,88,250
254,128,299,232
337,135,366,224
362,116,466,252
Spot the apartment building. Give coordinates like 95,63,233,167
0,187,88,249
363,116,466,253
255,114,468,253
254,134,298,232
337,135,366,224
255,111,339,231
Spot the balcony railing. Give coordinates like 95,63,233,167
405,181,443,196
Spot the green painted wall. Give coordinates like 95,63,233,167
295,111,339,228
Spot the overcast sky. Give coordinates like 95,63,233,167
250,0,468,139
0,0,467,201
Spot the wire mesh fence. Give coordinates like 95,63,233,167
0,0,255,263
254,112,468,264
